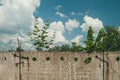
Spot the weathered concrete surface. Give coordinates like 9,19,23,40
0,52,15,80
0,52,120,80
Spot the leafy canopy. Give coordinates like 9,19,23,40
29,19,55,51
84,26,95,53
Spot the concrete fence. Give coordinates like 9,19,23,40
0,52,120,80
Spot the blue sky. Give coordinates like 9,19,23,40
0,0,120,51
34,0,120,41
34,0,120,26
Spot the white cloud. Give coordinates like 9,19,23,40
78,12,83,16
22,42,34,51
0,0,41,51
54,5,62,11
78,10,90,16
80,15,103,36
0,34,16,44
49,21,64,32
71,35,83,44
54,31,66,43
85,10,90,14
54,5,68,18
56,12,68,18
49,21,66,44
71,12,75,16
0,0,40,34
34,17,44,29
65,19,80,31
0,34,33,51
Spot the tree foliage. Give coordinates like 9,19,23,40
29,21,120,52
95,26,120,52
71,42,83,52
84,26,120,52
49,44,71,52
95,28,106,51
84,27,95,53
29,19,55,51
49,42,83,52
104,26,120,51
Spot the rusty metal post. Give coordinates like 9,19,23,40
27,57,29,80
103,51,105,80
106,63,109,80
95,52,109,80
105,53,109,80
17,36,22,80
19,49,22,80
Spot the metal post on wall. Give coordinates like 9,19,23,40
17,36,22,80
14,35,29,80
103,50,104,80
95,54,109,80
14,53,29,80
101,37,105,80
27,57,29,80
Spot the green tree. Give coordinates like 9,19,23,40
71,42,83,52
60,44,71,52
84,27,95,53
48,44,71,52
117,29,120,50
29,19,55,51
104,26,119,51
95,28,106,51
48,46,61,52
95,26,120,52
